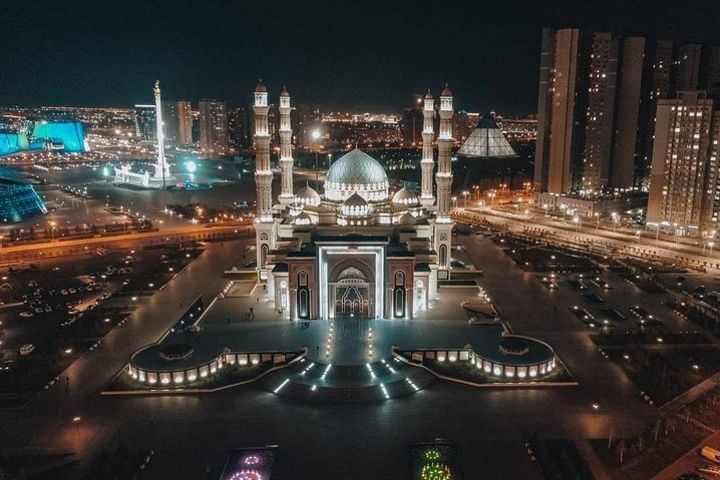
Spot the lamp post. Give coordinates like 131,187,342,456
462,190,469,208
594,212,600,230
49,220,57,241
312,129,321,191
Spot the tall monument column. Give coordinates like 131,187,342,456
435,84,454,217
433,84,455,281
253,82,273,221
420,90,435,207
278,87,295,204
153,80,169,184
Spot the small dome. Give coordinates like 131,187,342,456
441,84,452,97
344,192,368,207
341,193,371,217
397,212,416,226
424,89,433,100
392,187,420,207
296,185,321,206
255,81,267,93
280,85,289,96
292,211,312,225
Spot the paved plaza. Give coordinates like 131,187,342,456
0,235,665,479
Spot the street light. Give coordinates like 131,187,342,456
487,191,496,207
311,129,321,191
462,191,470,208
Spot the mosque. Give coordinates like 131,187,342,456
253,83,455,321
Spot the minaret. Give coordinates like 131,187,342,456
435,84,454,218
153,80,169,185
253,81,273,222
420,90,435,207
278,86,294,204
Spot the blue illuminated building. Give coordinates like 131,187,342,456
0,121,87,157
31,122,87,152
0,179,47,223
0,132,29,156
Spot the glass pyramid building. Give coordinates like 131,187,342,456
456,113,517,158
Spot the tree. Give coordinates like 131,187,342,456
654,418,662,443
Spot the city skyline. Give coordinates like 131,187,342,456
2,0,720,113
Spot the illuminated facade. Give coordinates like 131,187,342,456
253,82,455,320
0,179,47,223
646,91,720,235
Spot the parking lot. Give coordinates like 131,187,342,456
0,245,203,402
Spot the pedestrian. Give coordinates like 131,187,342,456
227,317,230,324
316,345,320,356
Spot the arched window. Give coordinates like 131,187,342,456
393,286,405,318
260,244,269,268
280,280,288,309
297,271,309,319
439,244,447,267
298,289,309,319
260,233,268,241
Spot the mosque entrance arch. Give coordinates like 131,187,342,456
329,264,373,319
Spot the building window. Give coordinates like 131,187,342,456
393,286,405,318
439,244,447,267
260,244,269,268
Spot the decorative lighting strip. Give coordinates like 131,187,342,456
379,383,390,399
300,362,316,376
273,379,290,394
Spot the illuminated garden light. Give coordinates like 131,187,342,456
185,160,198,173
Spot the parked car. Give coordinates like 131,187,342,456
702,446,720,464
19,344,35,356
0,360,13,373
698,464,720,477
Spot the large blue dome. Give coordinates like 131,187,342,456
324,149,389,202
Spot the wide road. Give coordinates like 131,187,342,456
460,207,720,271
0,223,251,265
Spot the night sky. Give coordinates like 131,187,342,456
2,0,720,114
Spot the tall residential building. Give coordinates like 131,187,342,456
134,104,156,141
647,91,720,234
161,101,179,146
610,37,646,188
199,99,228,157
177,101,193,145
228,106,253,150
534,28,590,193
582,32,619,191
535,28,720,194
